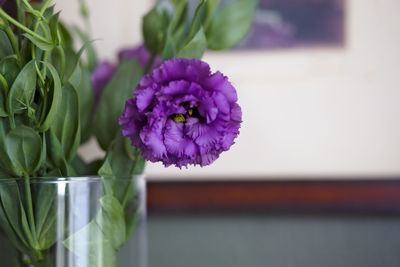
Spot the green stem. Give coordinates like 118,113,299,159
33,0,52,33
16,0,24,47
40,50,48,78
23,176,37,247
39,87,48,124
37,23,49,79
39,0,53,16
3,25,22,66
0,8,50,43
144,53,156,74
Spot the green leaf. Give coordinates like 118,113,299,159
0,30,13,58
0,118,15,176
62,195,126,266
96,195,126,249
76,66,94,144
0,199,31,254
20,201,35,248
204,0,221,29
64,40,94,85
98,134,135,180
0,167,8,178
94,59,143,150
33,182,58,250
7,60,37,116
23,33,54,51
67,58,81,89
207,0,257,50
169,0,188,33
43,5,55,20
37,62,62,132
49,12,61,45
142,5,170,54
187,0,207,41
46,128,64,168
73,26,98,72
161,1,188,60
0,57,19,117
58,22,73,49
36,206,57,250
176,27,207,59
34,184,56,240
49,83,80,163
4,126,43,176
161,33,177,60
71,155,87,176
98,133,145,202
72,157,102,177
0,85,7,117
63,219,117,267
0,181,31,251
0,56,20,89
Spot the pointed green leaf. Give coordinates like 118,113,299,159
96,195,126,249
7,60,37,116
0,181,31,250
0,56,20,90
94,59,142,150
38,62,62,132
0,118,15,176
73,26,98,72
76,66,94,144
46,128,64,168
23,33,54,51
35,183,56,240
176,27,207,59
0,199,30,253
204,0,221,29
63,219,117,267
49,12,61,45
0,30,13,58
142,5,170,53
207,0,257,50
187,0,207,41
4,126,43,176
50,83,80,162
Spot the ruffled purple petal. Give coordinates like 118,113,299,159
120,58,242,168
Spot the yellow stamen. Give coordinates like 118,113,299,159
187,108,193,116
173,114,186,122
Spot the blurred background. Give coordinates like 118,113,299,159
55,1,400,266
56,0,400,180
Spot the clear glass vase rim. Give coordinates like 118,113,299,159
0,175,145,184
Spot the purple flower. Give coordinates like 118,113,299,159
118,45,161,70
119,58,242,168
91,62,116,97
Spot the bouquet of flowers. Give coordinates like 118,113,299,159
0,0,256,266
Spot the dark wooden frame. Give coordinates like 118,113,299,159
147,179,400,214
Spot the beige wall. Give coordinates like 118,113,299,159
57,0,400,180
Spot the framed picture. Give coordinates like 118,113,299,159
236,0,345,49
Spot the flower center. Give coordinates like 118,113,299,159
172,104,201,123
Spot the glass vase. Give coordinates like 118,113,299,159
0,175,147,267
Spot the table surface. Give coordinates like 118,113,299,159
147,213,400,267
